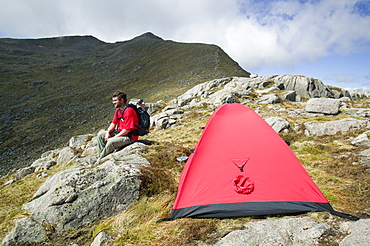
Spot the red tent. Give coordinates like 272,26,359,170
166,103,358,221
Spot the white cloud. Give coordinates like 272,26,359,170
1,0,370,88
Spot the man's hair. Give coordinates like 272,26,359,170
112,90,127,103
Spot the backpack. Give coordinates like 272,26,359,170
123,104,150,136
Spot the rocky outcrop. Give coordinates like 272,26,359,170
342,89,370,101
271,75,334,98
213,217,370,246
1,137,150,246
213,217,330,245
339,219,370,246
304,118,370,136
151,75,369,132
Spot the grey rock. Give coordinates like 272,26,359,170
69,134,94,148
359,148,370,167
155,116,170,130
255,86,279,94
213,217,331,246
331,89,345,99
265,117,290,133
344,108,370,119
151,106,184,129
164,108,184,115
170,77,232,106
91,231,112,246
15,166,35,180
272,75,334,98
304,118,369,136
3,179,15,186
288,108,324,117
56,147,75,165
343,89,370,101
1,217,47,246
351,131,370,147
2,142,150,246
19,152,59,177
339,97,351,102
305,98,341,115
31,157,57,173
144,102,159,115
30,156,54,168
163,104,178,111
22,160,142,232
81,139,98,157
339,219,370,246
282,90,301,102
257,94,280,104
40,148,61,159
169,76,274,109
205,90,239,107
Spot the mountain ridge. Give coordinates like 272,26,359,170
0,33,249,175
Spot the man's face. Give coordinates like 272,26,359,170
112,97,124,108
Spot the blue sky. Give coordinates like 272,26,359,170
1,0,369,91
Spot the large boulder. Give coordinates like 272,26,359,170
213,217,331,246
304,118,370,136
271,75,334,98
340,219,370,246
2,142,150,245
305,98,341,115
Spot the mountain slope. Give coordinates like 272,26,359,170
0,32,250,175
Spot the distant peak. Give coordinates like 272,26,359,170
134,32,163,41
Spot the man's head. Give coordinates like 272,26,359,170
112,90,127,108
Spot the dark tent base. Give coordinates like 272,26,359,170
161,202,359,222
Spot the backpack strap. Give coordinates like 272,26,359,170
121,104,139,137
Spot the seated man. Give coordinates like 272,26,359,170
97,90,139,161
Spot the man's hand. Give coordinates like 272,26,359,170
104,131,111,141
